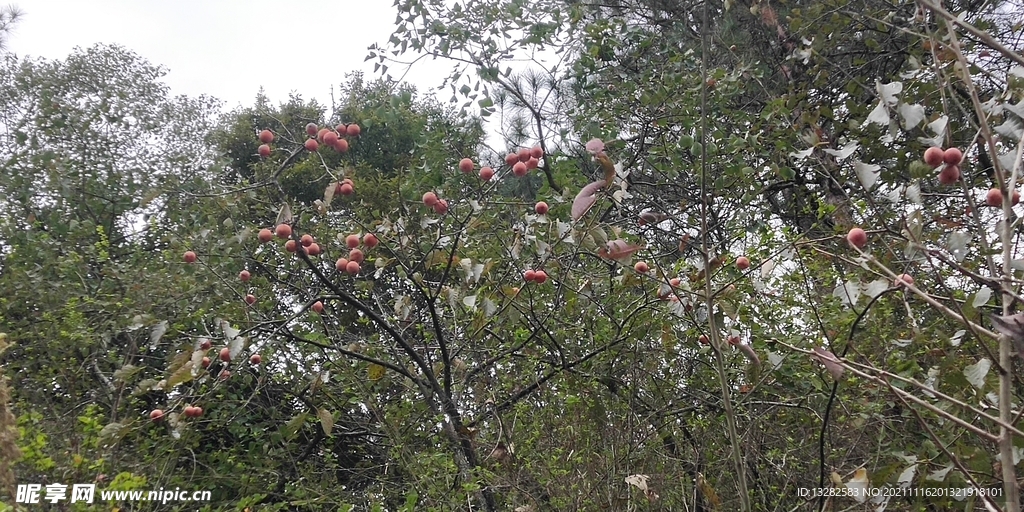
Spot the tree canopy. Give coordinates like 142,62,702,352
5,1,1024,511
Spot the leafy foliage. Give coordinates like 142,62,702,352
5,1,1024,511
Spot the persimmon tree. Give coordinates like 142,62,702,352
367,0,1024,509
6,1,1024,511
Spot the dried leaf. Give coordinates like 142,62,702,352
898,102,926,129
368,363,385,381
845,468,869,504
972,287,992,307
964,358,991,389
854,161,881,190
599,239,642,263
863,101,889,126
150,321,168,345
876,80,903,105
823,141,858,160
696,473,721,509
317,408,334,437
571,180,606,221
625,474,649,491
811,347,844,380
597,153,617,184
276,203,293,225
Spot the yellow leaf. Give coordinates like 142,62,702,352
597,153,616,185
697,473,721,510
367,363,385,381
317,408,334,437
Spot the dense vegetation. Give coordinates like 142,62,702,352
4,0,1024,510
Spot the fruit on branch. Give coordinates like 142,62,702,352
504,153,519,166
348,248,364,263
534,270,548,284
524,269,536,282
923,146,944,167
312,301,324,313
345,234,360,249
245,294,256,305
239,270,251,282
512,162,527,177
669,277,681,287
634,261,649,273
258,144,271,157
219,370,231,380
219,347,231,362
894,273,914,287
530,145,543,159
459,158,474,173
285,240,298,253
943,147,963,165
345,260,360,275
333,138,349,153
150,409,164,421
258,130,274,144
335,257,349,271
938,165,960,184
301,234,314,247
526,157,539,170
201,357,211,368
535,201,549,215
183,251,197,263
317,128,329,142
422,191,438,207
517,148,531,162
698,334,709,344
433,199,449,214
986,188,1003,206
258,228,273,243
304,139,319,152
346,123,361,137
846,227,867,248
480,166,494,181
339,182,354,195
200,338,212,350
249,354,261,365
305,123,318,136
184,406,202,418
736,256,750,271
275,223,292,239
306,243,320,256
363,233,379,248
323,130,339,146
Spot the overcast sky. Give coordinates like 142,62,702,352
7,0,452,110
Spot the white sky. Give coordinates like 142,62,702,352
7,0,453,110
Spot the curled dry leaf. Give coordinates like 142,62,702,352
571,180,606,221
596,153,617,184
599,239,642,263
811,347,844,380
